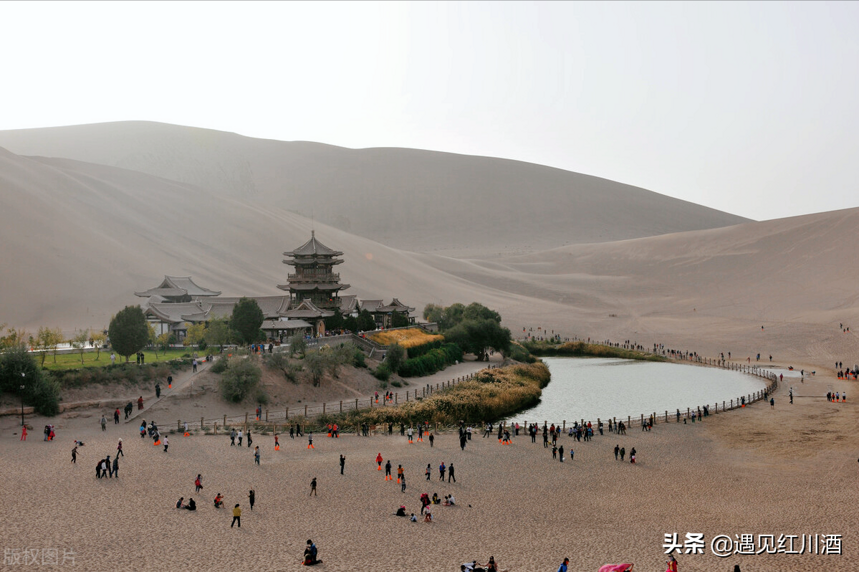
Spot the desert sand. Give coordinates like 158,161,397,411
1,356,856,572
1,122,858,571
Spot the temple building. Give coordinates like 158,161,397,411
135,233,415,342
134,275,221,303
277,231,349,310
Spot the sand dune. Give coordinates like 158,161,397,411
0,121,749,256
1,135,857,367
0,147,537,335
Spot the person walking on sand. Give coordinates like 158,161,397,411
230,429,236,446
400,472,407,493
620,447,626,461
112,455,119,478
429,432,435,447
248,489,255,510
310,477,317,496
100,415,107,431
237,429,243,446
71,445,78,464
155,383,161,399
231,504,241,528
557,557,570,572
138,396,143,410
308,432,314,449
114,409,120,424
254,446,260,464
385,460,393,481
770,398,775,408
20,425,26,441
247,430,252,448
614,444,619,460
163,435,169,452
448,463,456,482
340,454,345,475
195,474,203,492
117,438,124,457
426,464,431,481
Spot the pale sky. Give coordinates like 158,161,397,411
2,1,858,221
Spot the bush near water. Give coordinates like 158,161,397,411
323,361,550,427
522,340,666,362
397,343,463,377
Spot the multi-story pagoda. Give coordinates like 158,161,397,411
278,231,350,310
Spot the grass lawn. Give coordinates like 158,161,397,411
35,348,194,371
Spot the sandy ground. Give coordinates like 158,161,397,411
1,359,856,572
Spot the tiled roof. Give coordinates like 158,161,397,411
280,299,334,319
135,276,221,298
283,231,343,258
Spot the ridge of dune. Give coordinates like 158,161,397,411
0,121,750,256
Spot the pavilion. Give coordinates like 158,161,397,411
135,233,415,341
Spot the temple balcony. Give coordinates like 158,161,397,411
288,273,340,282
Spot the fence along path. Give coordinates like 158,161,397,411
179,364,500,432
178,347,779,433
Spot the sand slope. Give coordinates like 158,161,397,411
0,121,749,256
1,140,857,367
0,147,537,335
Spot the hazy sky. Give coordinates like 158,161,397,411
2,1,858,221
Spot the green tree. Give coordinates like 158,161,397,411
108,306,150,363
391,312,409,328
35,327,64,367
147,323,158,355
444,318,511,361
343,315,358,333
324,309,345,332
69,329,89,365
423,303,444,324
441,303,466,330
230,298,265,345
463,302,502,323
357,309,376,332
90,331,106,360
0,326,30,350
0,345,60,416
205,318,231,351
185,323,206,347
156,333,174,354
385,343,406,375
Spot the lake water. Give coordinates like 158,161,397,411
508,357,768,424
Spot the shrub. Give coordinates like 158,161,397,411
288,334,307,357
219,359,262,403
508,342,536,363
398,343,463,377
373,363,391,382
211,359,228,374
329,361,550,426
255,389,270,405
352,348,367,368
263,352,300,383
390,379,402,387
